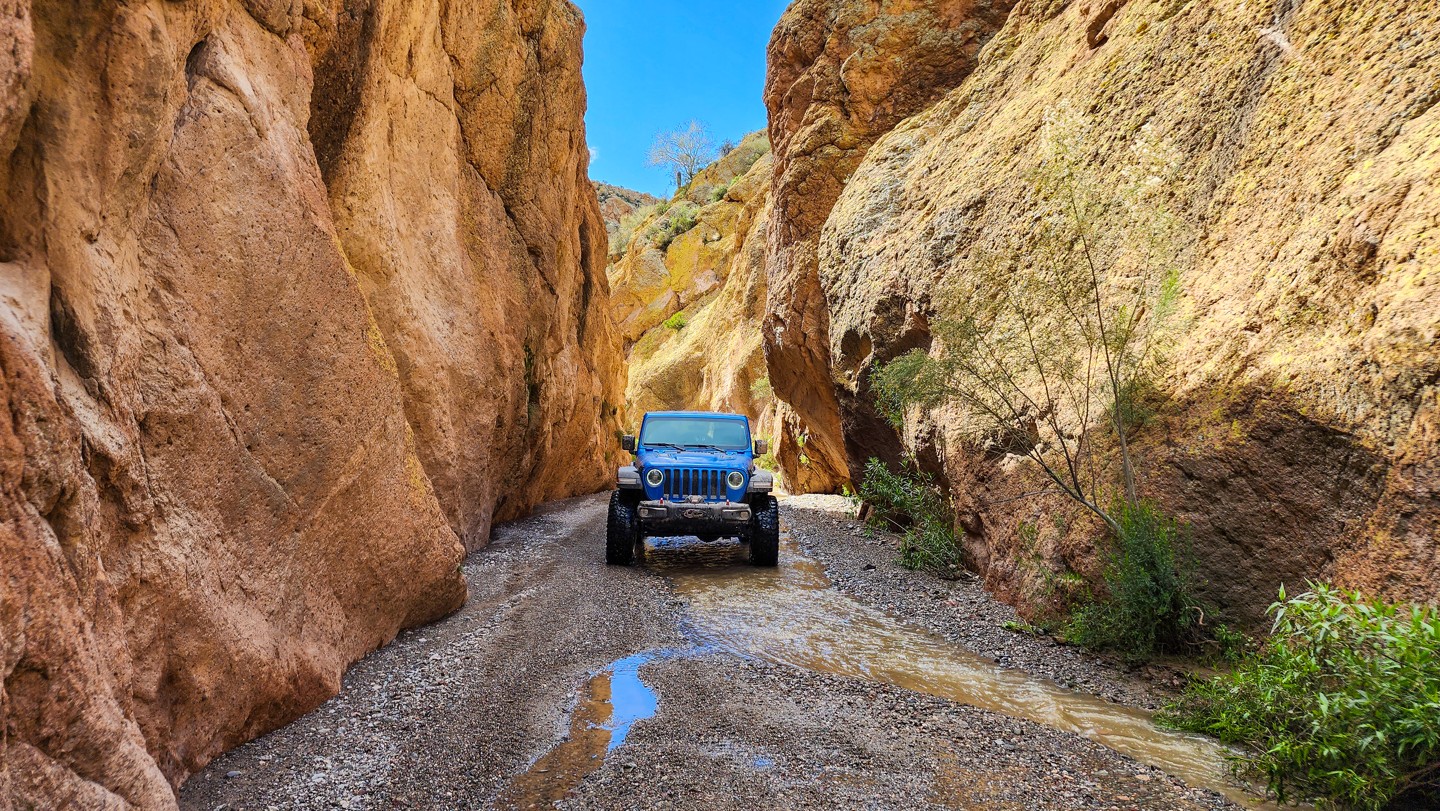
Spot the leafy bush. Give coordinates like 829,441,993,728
1160,585,1440,810
662,311,688,330
857,459,963,577
645,201,699,250
1065,500,1200,659
749,376,772,402
707,182,730,203
1209,622,1253,665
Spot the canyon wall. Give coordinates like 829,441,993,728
0,0,621,807
768,0,1439,622
763,0,1019,493
608,134,780,444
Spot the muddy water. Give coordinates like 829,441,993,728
495,651,667,810
649,534,1276,810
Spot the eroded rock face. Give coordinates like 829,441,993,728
0,0,620,806
814,0,1440,621
595,182,662,258
310,0,624,546
606,134,780,444
762,0,1019,492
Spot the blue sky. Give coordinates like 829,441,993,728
575,0,791,197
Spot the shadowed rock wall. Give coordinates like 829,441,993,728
762,0,1019,493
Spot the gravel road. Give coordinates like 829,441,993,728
180,494,1257,811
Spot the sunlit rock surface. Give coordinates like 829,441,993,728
0,0,621,806
776,0,1439,621
607,133,780,444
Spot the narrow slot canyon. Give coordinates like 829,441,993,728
2,1,1436,809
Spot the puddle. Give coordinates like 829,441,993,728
494,651,667,810
647,532,1280,810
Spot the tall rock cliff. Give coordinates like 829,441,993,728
770,0,1440,621
763,0,1019,493
606,133,779,445
0,0,622,806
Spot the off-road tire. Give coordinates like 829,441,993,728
606,491,641,566
747,495,779,567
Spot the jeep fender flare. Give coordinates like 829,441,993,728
747,469,774,493
617,465,642,489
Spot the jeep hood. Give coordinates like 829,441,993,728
639,449,744,466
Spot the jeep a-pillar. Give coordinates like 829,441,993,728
607,411,778,566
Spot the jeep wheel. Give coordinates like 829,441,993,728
606,491,641,565
747,495,779,567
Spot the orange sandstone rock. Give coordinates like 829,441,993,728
0,0,620,806
762,0,1018,492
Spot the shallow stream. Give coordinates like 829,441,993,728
502,529,1276,810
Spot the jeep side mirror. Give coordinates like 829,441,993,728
753,439,768,455
621,435,637,452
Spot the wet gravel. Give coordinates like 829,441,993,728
181,492,1248,811
181,495,686,810
569,653,1235,811
784,494,1183,709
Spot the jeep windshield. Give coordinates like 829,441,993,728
641,417,749,450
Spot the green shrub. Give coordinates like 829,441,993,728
749,376,772,402
708,182,730,203
1065,500,1200,659
857,458,963,577
646,201,700,250
1209,622,1253,665
1160,585,1440,810
662,311,688,330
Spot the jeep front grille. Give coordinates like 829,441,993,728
663,468,724,502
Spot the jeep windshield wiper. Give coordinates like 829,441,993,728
644,442,685,450
683,443,729,451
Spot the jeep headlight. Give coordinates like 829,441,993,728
726,470,745,489
646,468,664,487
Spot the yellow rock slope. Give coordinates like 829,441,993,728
608,133,780,457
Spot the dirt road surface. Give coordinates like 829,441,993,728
180,495,1263,811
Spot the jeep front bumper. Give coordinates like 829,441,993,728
636,499,752,534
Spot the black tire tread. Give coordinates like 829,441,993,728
606,491,639,565
748,495,779,567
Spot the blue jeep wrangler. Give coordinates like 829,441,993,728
608,411,778,567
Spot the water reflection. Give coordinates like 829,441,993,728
646,532,1277,810
494,651,665,809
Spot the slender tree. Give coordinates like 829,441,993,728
648,120,715,187
874,105,1185,533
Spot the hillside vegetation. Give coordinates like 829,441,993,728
605,132,780,462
